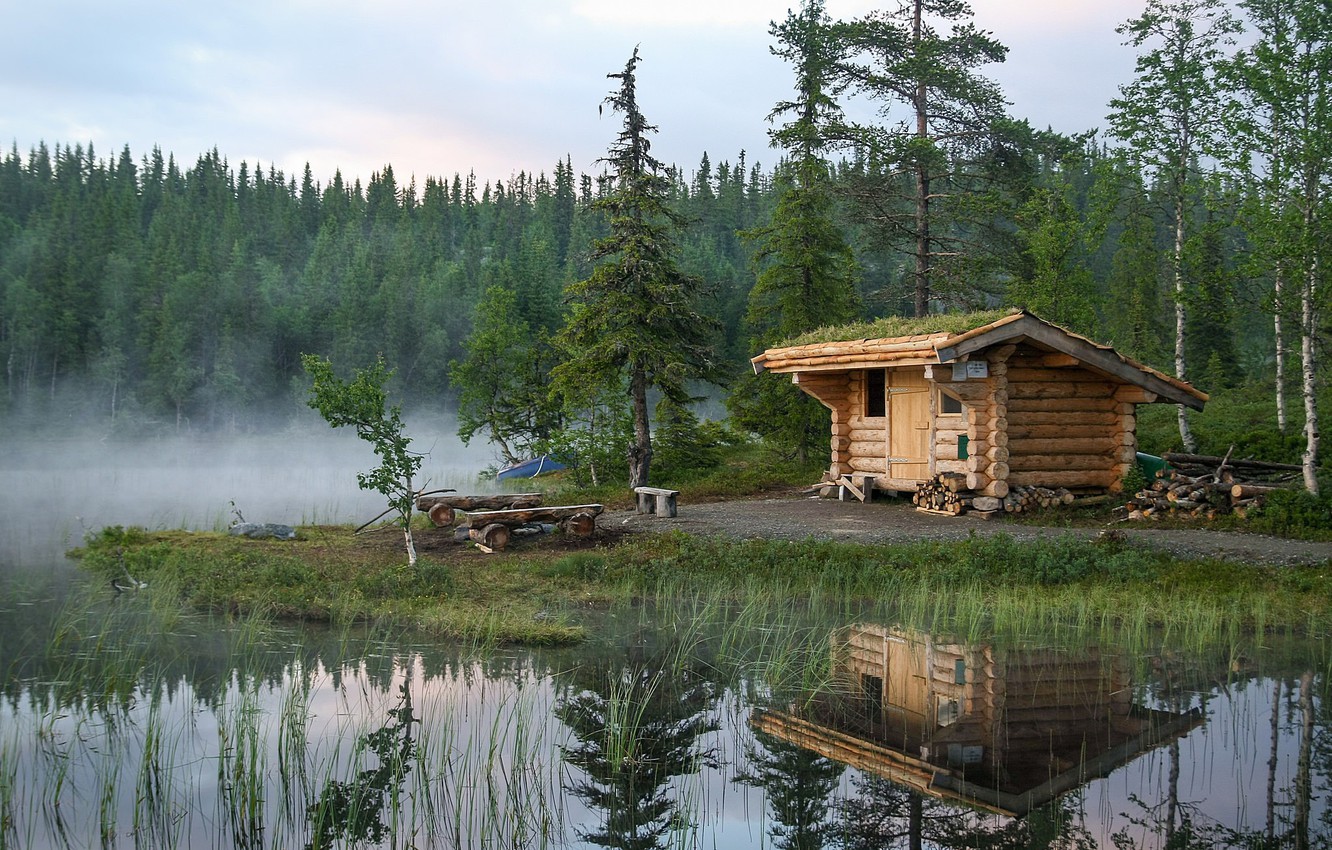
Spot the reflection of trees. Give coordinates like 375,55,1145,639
736,728,843,850
834,775,1097,850
305,679,417,849
556,655,719,850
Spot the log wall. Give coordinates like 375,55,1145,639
790,342,1141,494
1001,346,1133,493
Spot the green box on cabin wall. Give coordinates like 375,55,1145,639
958,435,969,460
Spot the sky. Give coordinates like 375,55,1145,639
1,0,1150,189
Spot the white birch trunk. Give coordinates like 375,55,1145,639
1173,195,1197,452
1300,257,1319,495
1275,268,1287,432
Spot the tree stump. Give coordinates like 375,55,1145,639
469,523,511,550
427,503,456,527
562,512,597,537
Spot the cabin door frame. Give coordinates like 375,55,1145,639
886,367,930,480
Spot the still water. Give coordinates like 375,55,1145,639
1,435,1328,849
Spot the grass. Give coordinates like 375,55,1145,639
70,516,1332,652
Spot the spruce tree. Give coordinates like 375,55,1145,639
551,48,716,488
731,0,860,462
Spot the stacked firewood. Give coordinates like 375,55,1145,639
913,472,971,515
1123,451,1301,521
1000,485,1075,514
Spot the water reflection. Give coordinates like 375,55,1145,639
0,600,1328,848
756,625,1203,817
748,623,1328,849
556,650,720,849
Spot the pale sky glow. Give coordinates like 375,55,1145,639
1,0,1148,189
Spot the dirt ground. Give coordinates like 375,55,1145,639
605,491,1332,567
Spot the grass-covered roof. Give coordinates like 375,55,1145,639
783,309,1016,347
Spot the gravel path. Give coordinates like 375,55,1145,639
611,494,1332,567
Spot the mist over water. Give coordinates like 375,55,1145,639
0,413,498,574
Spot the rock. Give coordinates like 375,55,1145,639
229,522,297,540
971,496,1002,512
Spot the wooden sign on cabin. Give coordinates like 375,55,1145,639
752,311,1208,499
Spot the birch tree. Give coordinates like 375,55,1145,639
1107,0,1242,453
1228,0,1330,493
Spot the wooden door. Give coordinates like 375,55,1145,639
884,633,928,719
888,367,930,480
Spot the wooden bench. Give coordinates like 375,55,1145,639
634,486,679,518
465,504,604,550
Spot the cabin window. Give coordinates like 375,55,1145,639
865,369,886,417
938,388,964,416
937,696,960,727
862,674,884,715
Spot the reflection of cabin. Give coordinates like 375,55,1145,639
753,625,1203,817
751,311,1208,496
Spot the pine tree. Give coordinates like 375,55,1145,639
835,0,1009,315
551,48,717,488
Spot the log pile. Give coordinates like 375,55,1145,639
913,474,1078,517
999,485,1075,514
1122,452,1301,521
912,473,971,515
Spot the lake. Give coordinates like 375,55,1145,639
0,433,1327,848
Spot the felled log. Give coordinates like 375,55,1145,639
416,493,543,512
466,504,604,529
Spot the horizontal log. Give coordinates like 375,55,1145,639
1010,383,1116,400
848,456,887,474
1007,470,1118,488
934,459,967,474
1005,368,1102,383
1006,410,1118,426
1007,397,1118,412
1006,423,1115,441
980,479,1010,498
467,504,605,528
1231,483,1287,499
1007,437,1117,455
417,493,543,512
1164,453,1304,472
469,523,511,550
427,504,455,527
1008,454,1119,471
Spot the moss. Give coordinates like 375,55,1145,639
781,309,1014,348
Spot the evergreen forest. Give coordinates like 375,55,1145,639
1,0,1328,490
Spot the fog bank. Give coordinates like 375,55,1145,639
0,416,498,572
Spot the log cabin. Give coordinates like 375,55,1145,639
752,624,1204,817
751,310,1208,498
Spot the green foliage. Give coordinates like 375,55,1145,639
1249,489,1332,539
650,399,727,480
450,285,560,464
834,0,1010,313
551,48,718,488
302,354,422,563
306,681,417,849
